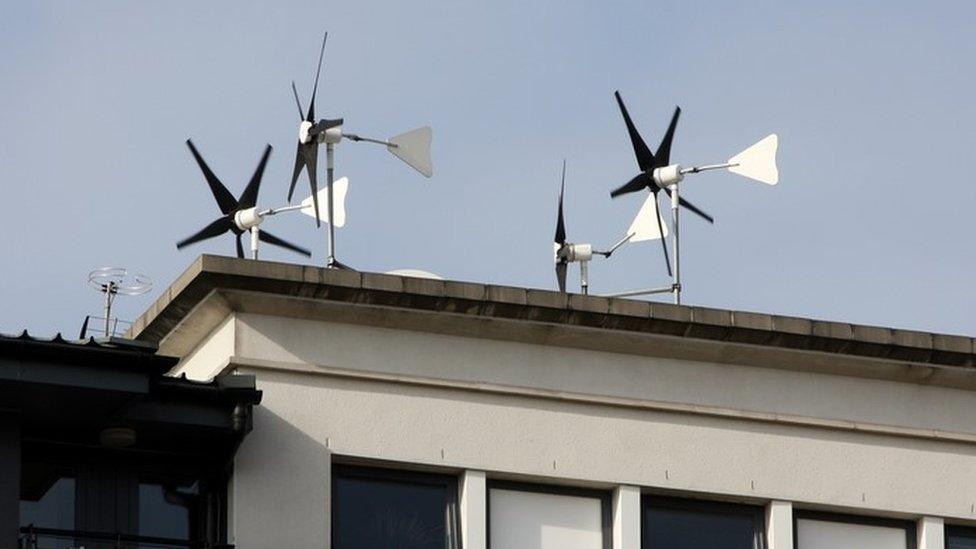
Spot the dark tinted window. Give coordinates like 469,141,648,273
642,497,764,549
948,526,976,549
138,481,198,540
333,465,458,549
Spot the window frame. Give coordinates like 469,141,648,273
640,495,767,549
486,479,613,549
331,464,462,549
793,510,917,549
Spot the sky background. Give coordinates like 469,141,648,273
1,1,975,337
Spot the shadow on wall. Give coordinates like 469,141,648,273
233,406,331,547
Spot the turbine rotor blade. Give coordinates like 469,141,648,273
614,91,654,171
307,31,328,122
176,217,233,250
555,262,568,293
302,143,320,227
288,143,303,202
653,197,673,277
291,81,305,120
236,233,244,259
656,106,681,166
259,229,312,257
238,144,272,209
186,140,238,214
555,160,566,245
610,173,650,199
664,188,715,224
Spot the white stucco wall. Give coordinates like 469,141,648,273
168,311,976,547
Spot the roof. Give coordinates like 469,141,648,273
0,331,176,374
0,330,262,450
130,255,976,388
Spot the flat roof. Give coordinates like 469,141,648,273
131,255,976,382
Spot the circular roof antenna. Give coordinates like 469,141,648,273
88,267,153,296
83,267,153,339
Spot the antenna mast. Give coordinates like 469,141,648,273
86,268,152,338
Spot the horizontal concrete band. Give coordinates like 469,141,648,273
133,255,976,369
227,356,976,445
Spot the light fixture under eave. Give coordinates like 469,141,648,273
100,427,136,448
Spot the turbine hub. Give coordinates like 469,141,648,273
298,120,314,144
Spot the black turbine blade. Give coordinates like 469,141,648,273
177,217,233,250
306,31,328,122
663,187,715,224
186,140,238,215
239,144,272,209
614,91,654,171
259,230,312,257
292,81,305,120
303,144,320,227
555,262,568,293
79,316,90,340
610,173,652,199
288,144,303,202
656,106,681,166
287,141,321,227
653,196,673,277
236,234,245,259
555,160,567,244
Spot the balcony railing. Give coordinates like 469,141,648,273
18,526,232,549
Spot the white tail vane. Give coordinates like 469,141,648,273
728,134,779,185
388,126,433,178
301,176,348,227
628,194,669,242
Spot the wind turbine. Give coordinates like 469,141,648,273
288,31,433,269
177,140,347,260
609,91,779,303
554,160,667,294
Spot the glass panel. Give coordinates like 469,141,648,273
137,481,196,540
334,474,449,549
642,500,760,549
489,488,604,549
796,518,908,549
20,476,75,537
949,526,976,549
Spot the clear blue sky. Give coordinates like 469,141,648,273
2,1,975,336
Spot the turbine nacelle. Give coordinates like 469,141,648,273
234,207,262,231
554,242,593,264
652,165,684,189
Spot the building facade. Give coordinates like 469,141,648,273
125,255,976,549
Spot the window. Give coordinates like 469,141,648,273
795,512,915,549
642,496,765,549
488,481,611,549
332,465,461,549
948,525,976,549
19,445,228,548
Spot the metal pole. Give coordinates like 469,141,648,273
670,184,681,305
580,261,589,295
251,227,260,260
326,142,337,267
103,282,115,336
